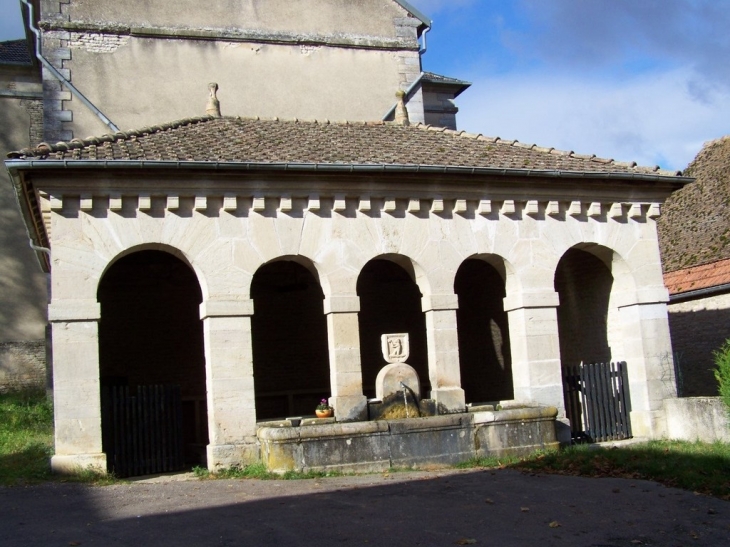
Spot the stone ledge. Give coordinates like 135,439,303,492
199,299,254,319
503,291,561,312
46,193,662,223
323,296,360,314
48,299,101,322
421,294,459,312
41,21,419,51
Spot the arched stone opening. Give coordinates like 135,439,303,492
98,250,208,468
554,247,614,368
455,258,513,403
251,260,330,420
356,258,429,398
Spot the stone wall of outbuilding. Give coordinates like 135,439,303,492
0,341,46,394
667,292,730,397
0,69,48,395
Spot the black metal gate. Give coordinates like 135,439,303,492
563,361,632,443
101,384,185,477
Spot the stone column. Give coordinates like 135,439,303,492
200,299,259,470
617,288,676,438
48,299,107,474
422,294,465,413
503,291,568,441
324,296,368,421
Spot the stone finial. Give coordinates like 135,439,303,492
206,83,221,118
394,89,410,126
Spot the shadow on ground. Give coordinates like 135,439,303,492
0,467,728,547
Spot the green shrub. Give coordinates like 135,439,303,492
713,339,730,416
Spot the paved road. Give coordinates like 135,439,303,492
1,468,728,546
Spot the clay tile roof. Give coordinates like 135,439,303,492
0,40,32,65
663,257,730,296
6,116,685,178
658,136,730,273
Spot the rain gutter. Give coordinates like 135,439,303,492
20,0,120,133
668,283,730,304
4,159,693,184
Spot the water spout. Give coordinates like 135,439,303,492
400,381,410,418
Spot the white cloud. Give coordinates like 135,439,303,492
456,68,730,171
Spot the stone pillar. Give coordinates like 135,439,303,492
324,296,368,421
617,288,676,438
422,294,465,413
200,299,259,469
48,299,107,474
503,291,568,441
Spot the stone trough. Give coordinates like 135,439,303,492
258,404,559,474
258,333,559,474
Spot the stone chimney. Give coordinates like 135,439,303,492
394,89,410,126
206,83,222,118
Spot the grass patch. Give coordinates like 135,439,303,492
0,390,54,485
57,466,122,486
460,440,730,499
0,390,123,486
194,463,344,481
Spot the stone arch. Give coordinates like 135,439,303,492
98,242,209,301
454,254,514,403
97,248,208,467
554,243,633,369
356,254,429,398
250,256,330,420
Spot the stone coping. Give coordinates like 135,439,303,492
257,406,557,441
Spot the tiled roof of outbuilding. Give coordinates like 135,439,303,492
0,40,32,65
658,136,730,273
7,116,683,178
663,257,730,296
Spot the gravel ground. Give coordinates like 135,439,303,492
1,468,728,547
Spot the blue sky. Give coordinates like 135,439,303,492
414,0,730,171
2,0,728,170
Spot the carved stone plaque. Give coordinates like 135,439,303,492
381,333,409,364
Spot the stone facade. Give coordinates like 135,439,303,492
36,0,430,139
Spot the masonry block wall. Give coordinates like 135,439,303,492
667,293,730,396
0,341,46,394
37,0,424,139
0,71,47,394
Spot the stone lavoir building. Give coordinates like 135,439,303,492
6,111,688,472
